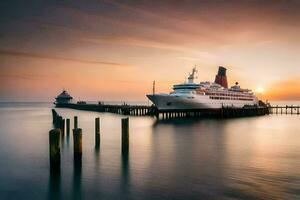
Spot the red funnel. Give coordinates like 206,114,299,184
214,66,228,88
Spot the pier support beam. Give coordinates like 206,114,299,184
73,128,82,159
121,118,129,155
66,118,70,136
51,109,57,124
55,116,61,129
61,118,65,136
95,117,100,149
74,116,78,129
49,129,61,171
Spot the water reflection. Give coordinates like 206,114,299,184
47,169,61,200
94,144,100,171
152,117,206,127
72,157,82,200
1,103,299,200
61,134,65,149
95,140,100,152
66,133,70,148
146,119,228,199
121,153,130,193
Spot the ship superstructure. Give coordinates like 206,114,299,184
147,66,258,110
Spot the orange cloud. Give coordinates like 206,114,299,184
0,50,129,67
265,77,300,100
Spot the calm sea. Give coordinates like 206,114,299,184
0,102,299,200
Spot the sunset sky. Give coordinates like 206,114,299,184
1,0,300,101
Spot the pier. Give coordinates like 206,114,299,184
54,102,279,119
56,103,156,116
269,105,300,115
155,106,270,119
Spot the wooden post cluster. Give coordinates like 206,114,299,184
49,128,61,171
121,117,129,155
73,128,82,159
95,117,100,148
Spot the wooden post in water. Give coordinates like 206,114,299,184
66,118,70,136
61,118,65,135
73,128,82,159
49,129,61,171
74,116,78,129
95,117,100,148
51,109,57,124
57,116,63,130
54,115,59,129
121,117,129,155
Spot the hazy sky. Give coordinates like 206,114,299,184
1,0,300,101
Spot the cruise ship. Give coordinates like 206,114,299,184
147,66,258,110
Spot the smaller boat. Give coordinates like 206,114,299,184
55,90,73,104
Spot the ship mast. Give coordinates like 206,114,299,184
187,67,197,84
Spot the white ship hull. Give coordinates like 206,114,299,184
147,94,257,110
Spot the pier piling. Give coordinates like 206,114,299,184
74,116,78,129
66,118,70,136
121,117,129,155
49,129,61,171
95,117,100,148
73,128,82,159
57,116,63,130
51,109,57,124
61,118,65,135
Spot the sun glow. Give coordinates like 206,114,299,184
256,87,265,94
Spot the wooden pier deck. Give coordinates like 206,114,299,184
269,105,300,115
54,102,299,119
56,103,156,116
